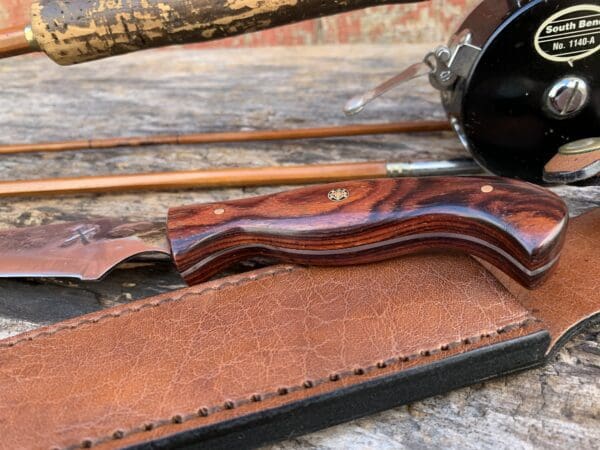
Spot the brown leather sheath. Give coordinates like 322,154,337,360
0,209,598,450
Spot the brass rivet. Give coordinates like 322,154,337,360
213,208,225,215
481,185,493,193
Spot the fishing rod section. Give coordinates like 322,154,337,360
0,0,420,63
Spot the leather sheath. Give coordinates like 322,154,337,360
0,209,598,450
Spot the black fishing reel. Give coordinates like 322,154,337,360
349,0,599,183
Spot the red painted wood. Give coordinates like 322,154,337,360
167,177,568,287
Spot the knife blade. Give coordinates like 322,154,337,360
0,177,568,288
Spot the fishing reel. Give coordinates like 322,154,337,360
3,0,597,183
348,0,599,183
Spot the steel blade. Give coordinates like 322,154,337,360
0,219,170,280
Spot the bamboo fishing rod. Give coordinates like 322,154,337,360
0,121,451,155
0,158,480,197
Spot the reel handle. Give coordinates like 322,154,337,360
29,0,420,65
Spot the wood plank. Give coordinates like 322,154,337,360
0,44,597,449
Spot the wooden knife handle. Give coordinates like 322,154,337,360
30,0,419,65
166,177,569,287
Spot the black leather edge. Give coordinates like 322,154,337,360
130,330,550,450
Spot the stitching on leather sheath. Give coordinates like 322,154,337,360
65,317,538,449
0,266,297,349
0,265,537,449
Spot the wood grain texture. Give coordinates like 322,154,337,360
0,44,597,449
167,177,568,286
31,0,421,64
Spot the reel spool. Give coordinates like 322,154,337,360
349,0,599,183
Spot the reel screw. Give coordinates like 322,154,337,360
546,76,590,118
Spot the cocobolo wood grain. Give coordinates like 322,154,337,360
166,177,568,287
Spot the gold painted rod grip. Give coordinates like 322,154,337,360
30,0,423,65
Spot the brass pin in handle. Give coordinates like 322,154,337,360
25,0,422,65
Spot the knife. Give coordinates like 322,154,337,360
0,177,568,288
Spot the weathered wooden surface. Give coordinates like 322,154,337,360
0,44,597,448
